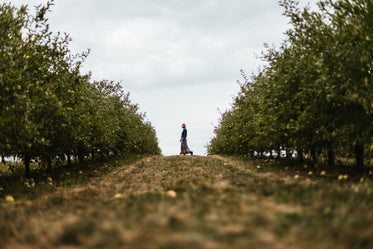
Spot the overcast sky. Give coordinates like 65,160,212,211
9,0,318,156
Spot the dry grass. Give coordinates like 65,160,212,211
1,155,373,249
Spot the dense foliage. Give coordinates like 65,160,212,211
0,2,160,178
208,0,373,169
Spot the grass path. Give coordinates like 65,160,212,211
1,155,373,249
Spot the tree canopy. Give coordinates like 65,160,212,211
208,0,373,169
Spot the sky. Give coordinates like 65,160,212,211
8,0,318,156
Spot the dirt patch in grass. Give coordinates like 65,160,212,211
1,155,373,249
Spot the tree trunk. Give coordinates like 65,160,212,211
311,147,318,164
276,149,281,158
47,157,52,175
355,143,364,170
327,144,335,167
298,150,303,162
286,150,291,159
77,143,85,165
24,152,31,179
67,154,72,167
78,153,84,165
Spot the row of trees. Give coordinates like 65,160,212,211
0,2,160,178
208,0,372,169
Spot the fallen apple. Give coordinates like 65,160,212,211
166,190,177,198
5,195,14,203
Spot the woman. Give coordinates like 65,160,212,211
180,123,193,155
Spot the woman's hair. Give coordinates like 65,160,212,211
182,123,186,128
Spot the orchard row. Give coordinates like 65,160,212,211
0,2,161,178
209,0,373,169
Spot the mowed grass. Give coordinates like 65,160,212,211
1,155,373,249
